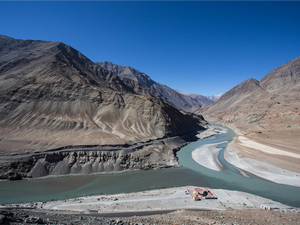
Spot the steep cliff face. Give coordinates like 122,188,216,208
0,135,194,180
97,62,203,113
0,35,207,178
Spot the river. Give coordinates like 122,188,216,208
0,125,299,207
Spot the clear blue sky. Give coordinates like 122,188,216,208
1,1,299,96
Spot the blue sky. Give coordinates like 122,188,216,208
1,1,299,96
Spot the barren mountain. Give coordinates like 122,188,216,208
0,35,207,179
97,62,203,112
177,91,213,105
203,56,300,173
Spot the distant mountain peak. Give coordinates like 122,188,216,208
174,90,214,105
206,93,223,101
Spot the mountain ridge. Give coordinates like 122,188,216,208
174,90,214,105
97,61,204,112
0,35,207,155
0,35,207,179
202,56,300,173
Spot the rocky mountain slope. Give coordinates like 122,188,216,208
203,56,300,129
0,35,207,179
97,62,203,112
203,56,300,172
177,91,214,105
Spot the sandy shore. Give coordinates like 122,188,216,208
225,144,300,187
192,125,228,171
192,141,228,172
238,136,300,159
2,186,298,215
225,133,300,187
199,122,300,187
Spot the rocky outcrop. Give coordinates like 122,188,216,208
0,135,195,179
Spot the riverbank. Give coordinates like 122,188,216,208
191,125,228,172
1,186,298,215
0,126,220,181
204,122,300,187
225,137,300,187
0,132,198,180
191,141,227,172
1,123,300,210
1,186,300,224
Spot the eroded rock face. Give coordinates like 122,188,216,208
0,136,191,179
0,35,207,157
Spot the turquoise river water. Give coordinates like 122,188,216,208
0,125,299,207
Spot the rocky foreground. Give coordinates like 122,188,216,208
1,208,300,225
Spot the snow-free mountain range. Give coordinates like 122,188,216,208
0,35,299,180
203,56,300,173
97,61,217,112
0,35,207,179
